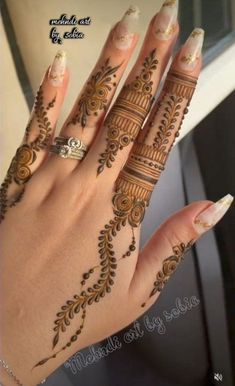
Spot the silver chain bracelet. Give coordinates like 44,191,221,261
0,359,46,386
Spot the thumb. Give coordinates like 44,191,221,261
130,194,234,309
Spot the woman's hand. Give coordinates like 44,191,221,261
0,2,233,385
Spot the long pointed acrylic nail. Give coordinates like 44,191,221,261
48,50,67,87
113,5,140,50
179,28,205,71
153,0,178,41
194,194,234,233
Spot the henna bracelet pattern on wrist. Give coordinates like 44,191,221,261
97,49,158,175
33,69,198,369
0,88,56,223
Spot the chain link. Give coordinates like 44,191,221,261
0,359,46,386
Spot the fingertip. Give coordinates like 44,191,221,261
171,28,204,76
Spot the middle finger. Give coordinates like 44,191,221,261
79,0,179,181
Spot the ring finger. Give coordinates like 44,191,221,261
48,6,140,174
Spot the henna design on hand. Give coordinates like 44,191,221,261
97,49,158,175
34,197,139,368
33,70,198,368
67,58,121,128
0,87,56,223
141,241,194,307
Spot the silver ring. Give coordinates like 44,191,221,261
50,136,87,160
54,136,87,151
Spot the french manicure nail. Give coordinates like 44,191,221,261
194,194,234,233
153,0,178,41
113,5,140,50
48,50,66,87
179,28,204,71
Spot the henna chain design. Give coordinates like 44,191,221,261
0,87,56,223
97,49,158,175
33,70,198,368
141,241,194,307
67,58,121,128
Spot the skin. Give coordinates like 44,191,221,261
0,11,213,386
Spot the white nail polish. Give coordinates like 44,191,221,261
179,28,204,71
113,5,140,50
194,194,234,233
48,50,66,87
153,0,178,41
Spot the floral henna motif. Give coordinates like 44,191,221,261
0,87,56,223
67,58,121,128
97,49,158,175
33,69,199,368
141,241,194,307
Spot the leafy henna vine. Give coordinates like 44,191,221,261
33,69,198,369
0,87,56,223
34,192,142,368
97,49,158,175
67,58,121,128
153,94,184,151
141,241,194,308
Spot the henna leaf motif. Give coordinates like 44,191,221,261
153,95,183,152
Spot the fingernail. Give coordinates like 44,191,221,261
194,194,234,233
48,50,66,87
113,5,140,49
179,28,205,71
153,0,178,41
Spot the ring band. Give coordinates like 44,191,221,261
50,136,87,160
54,136,87,152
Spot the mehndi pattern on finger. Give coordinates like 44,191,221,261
0,87,56,223
67,58,121,128
141,240,194,307
116,70,198,206
97,49,158,175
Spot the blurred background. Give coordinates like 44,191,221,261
1,0,235,385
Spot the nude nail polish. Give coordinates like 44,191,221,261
113,5,140,50
48,50,66,87
153,0,178,41
194,194,234,233
179,28,204,71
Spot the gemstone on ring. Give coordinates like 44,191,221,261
58,145,72,158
